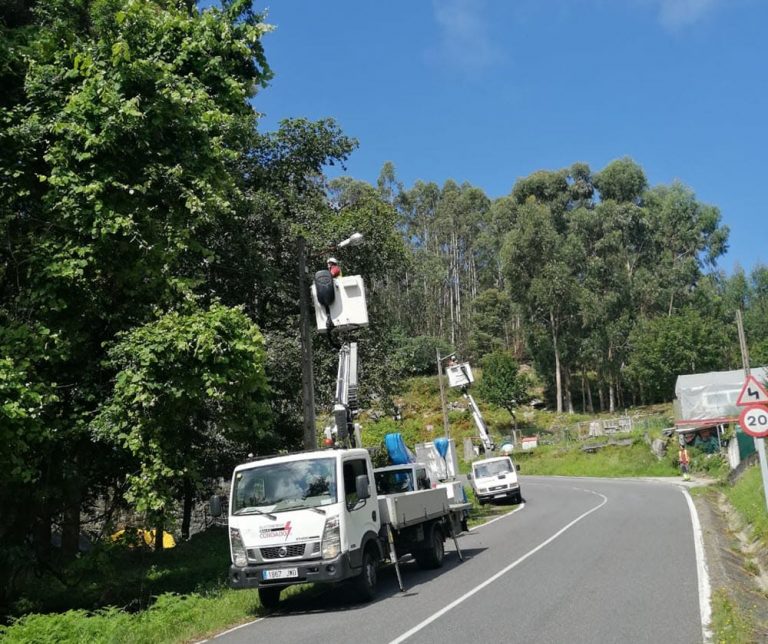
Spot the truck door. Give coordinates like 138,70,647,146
342,457,378,567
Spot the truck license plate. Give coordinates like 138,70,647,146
493,493,507,498
262,568,298,581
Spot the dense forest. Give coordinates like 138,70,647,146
3,0,768,604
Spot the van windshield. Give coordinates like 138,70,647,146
474,459,513,478
233,458,337,513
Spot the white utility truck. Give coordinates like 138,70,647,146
213,447,469,609
468,455,522,505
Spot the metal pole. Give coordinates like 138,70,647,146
437,350,450,437
736,309,768,513
298,237,316,450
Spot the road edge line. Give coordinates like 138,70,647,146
681,487,713,643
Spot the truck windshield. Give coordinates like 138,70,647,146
233,458,337,513
474,459,513,478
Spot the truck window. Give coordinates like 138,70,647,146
343,458,368,509
473,459,513,478
416,468,430,490
375,470,413,494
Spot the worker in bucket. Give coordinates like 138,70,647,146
327,257,341,278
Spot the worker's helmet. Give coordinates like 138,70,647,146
327,257,338,265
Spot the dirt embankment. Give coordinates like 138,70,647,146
693,488,768,640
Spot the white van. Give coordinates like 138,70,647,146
469,456,522,505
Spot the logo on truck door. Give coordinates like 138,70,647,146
259,521,292,540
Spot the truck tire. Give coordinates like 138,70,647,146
353,548,378,602
258,586,281,611
414,524,444,570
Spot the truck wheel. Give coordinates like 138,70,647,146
258,586,281,611
415,525,444,570
353,549,378,602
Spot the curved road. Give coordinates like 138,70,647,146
210,476,707,644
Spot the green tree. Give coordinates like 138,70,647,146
625,309,729,402
476,351,531,425
0,0,272,567
94,304,272,535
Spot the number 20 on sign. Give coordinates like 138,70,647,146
739,405,768,438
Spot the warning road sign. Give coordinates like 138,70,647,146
739,405,768,438
736,375,768,406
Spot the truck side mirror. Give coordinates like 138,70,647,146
516,464,521,472
466,473,472,481
209,495,222,518
356,475,370,500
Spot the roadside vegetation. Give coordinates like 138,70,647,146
706,464,768,643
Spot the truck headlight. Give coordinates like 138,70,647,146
230,527,248,568
321,516,340,560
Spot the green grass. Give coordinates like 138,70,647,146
515,435,679,477
5,527,232,618
722,465,768,545
709,588,755,644
0,526,314,643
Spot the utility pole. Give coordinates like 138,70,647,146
736,309,768,513
437,350,451,437
298,236,316,450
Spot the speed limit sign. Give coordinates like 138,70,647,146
739,405,768,438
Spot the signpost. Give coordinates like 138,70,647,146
735,309,768,513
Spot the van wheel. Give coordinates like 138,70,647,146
353,549,377,602
415,525,444,569
258,586,281,611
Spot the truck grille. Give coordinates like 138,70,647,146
490,484,508,491
260,543,306,559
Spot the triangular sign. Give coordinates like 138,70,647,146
736,375,768,406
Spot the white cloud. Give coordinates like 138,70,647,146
429,0,502,73
655,0,721,28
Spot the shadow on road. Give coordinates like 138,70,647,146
268,546,488,615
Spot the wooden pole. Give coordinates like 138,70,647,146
298,237,316,450
437,350,450,438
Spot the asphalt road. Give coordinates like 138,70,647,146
210,476,704,644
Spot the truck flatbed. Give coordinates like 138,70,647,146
377,487,451,529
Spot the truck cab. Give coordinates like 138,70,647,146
469,456,522,505
374,463,432,494
225,448,382,607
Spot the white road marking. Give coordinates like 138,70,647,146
681,487,712,643
389,490,608,644
468,502,526,531
195,616,267,642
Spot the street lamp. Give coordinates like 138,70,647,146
299,232,365,450
437,351,456,438
336,232,364,248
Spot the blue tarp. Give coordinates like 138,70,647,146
385,433,414,464
434,437,449,458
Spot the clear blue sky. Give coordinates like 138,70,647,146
251,0,767,274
